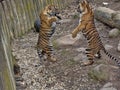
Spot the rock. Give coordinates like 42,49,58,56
100,82,117,90
105,44,113,50
103,82,113,88
118,41,120,52
88,64,119,82
76,47,86,53
56,34,83,46
94,7,120,29
102,2,109,6
109,28,120,38
73,53,87,62
100,87,117,90
59,19,72,24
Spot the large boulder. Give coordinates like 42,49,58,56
94,7,120,29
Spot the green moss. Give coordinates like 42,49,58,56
88,70,108,82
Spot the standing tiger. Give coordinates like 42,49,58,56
37,4,61,62
72,0,120,66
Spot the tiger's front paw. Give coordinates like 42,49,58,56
72,31,77,38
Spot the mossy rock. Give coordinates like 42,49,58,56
88,64,118,82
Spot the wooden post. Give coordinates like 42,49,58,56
0,3,16,90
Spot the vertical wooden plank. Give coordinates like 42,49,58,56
14,0,27,36
10,0,20,38
18,0,26,34
40,0,44,10
32,0,37,18
1,2,11,68
4,0,15,40
0,2,16,90
33,0,41,19
30,0,36,28
12,0,21,37
26,0,33,28
6,0,14,39
22,0,31,32
2,1,11,42
20,0,27,33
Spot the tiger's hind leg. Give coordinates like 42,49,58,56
95,51,101,59
81,48,94,66
37,48,46,60
45,45,57,62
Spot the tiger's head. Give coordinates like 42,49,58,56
77,0,93,15
44,4,61,19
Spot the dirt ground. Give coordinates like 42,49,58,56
13,0,120,90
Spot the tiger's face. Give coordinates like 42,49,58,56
77,0,90,14
45,5,60,16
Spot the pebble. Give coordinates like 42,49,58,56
74,53,87,62
76,47,86,53
109,28,120,38
100,82,117,90
105,44,113,50
118,41,120,51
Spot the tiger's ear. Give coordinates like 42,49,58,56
47,4,54,10
81,0,85,6
83,0,89,5
46,5,51,10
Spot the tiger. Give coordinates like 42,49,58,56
37,4,61,62
34,18,57,33
71,0,120,66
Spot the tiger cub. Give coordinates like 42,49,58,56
37,4,61,62
72,0,120,66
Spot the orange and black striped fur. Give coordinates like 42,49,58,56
72,0,120,66
37,5,61,62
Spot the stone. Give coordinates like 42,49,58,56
94,7,120,29
103,82,112,88
100,87,117,90
59,19,72,24
100,82,117,90
88,64,119,82
118,41,120,52
76,47,86,53
56,34,83,46
109,28,120,38
102,2,109,6
105,44,113,50
73,53,87,62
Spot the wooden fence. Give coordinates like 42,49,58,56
0,0,71,90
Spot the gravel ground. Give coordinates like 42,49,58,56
12,0,120,90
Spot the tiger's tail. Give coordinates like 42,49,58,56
103,49,120,67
